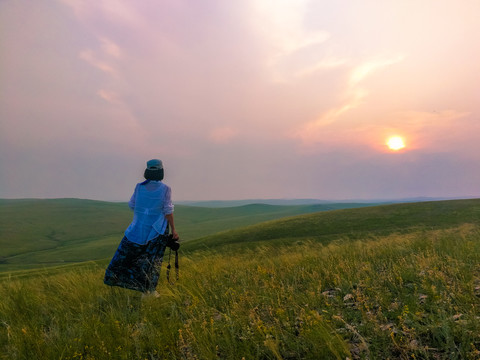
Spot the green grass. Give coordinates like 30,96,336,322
1,220,480,359
0,199,131,268
182,199,480,253
1,199,480,359
0,198,374,272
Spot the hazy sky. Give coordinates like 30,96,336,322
1,0,479,201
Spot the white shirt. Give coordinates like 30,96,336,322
124,181,174,244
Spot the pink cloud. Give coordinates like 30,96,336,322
209,127,239,144
97,89,121,104
99,37,122,58
79,49,118,77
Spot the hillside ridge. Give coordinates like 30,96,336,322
183,198,480,253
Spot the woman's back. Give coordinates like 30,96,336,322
126,181,173,244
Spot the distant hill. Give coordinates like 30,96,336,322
0,198,374,272
183,198,480,253
176,199,380,207
176,196,478,207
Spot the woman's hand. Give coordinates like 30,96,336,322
171,229,179,240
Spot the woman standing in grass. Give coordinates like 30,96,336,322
104,159,179,296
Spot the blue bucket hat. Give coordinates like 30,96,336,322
146,159,163,170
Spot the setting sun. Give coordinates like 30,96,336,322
387,136,405,151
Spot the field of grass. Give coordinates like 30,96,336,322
1,199,480,359
0,198,370,272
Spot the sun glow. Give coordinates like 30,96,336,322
387,136,405,151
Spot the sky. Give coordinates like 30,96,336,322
1,0,479,202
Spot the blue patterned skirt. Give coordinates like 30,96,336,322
104,235,167,293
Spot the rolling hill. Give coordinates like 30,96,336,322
183,198,480,253
0,198,375,272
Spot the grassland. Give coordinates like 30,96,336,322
1,199,480,359
0,198,370,273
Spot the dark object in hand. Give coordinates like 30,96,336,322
165,234,180,251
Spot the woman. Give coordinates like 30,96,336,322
104,159,179,294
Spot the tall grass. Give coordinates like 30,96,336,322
1,225,480,359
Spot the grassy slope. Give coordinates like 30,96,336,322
0,199,373,272
0,199,131,271
175,202,375,238
1,199,480,359
183,198,480,253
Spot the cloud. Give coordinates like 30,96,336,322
2,0,480,201
294,90,366,141
96,0,141,26
99,37,122,58
79,49,118,77
293,107,475,157
97,89,121,104
209,127,239,144
349,55,405,86
293,54,406,147
294,57,348,78
58,0,141,26
384,110,472,151
248,0,331,82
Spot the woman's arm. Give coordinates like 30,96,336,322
165,213,179,239
128,184,138,210
163,186,178,239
